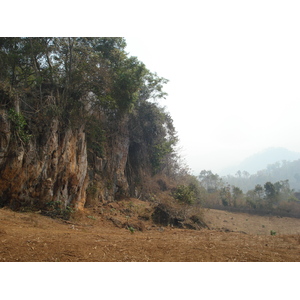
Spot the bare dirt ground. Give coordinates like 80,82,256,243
1,198,300,262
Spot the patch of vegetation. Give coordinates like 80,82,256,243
152,193,208,230
86,118,106,158
127,226,135,234
198,169,300,218
171,184,196,205
43,201,74,220
8,108,32,144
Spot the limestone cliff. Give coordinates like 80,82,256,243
0,108,147,211
0,110,88,210
0,37,177,213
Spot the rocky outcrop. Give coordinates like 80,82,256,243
0,103,155,211
152,203,209,230
86,115,131,204
0,107,139,210
0,110,88,210
0,38,175,213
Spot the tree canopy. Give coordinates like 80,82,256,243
0,37,168,114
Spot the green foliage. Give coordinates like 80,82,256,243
270,230,276,236
86,118,106,158
198,167,300,216
0,37,165,117
151,141,174,172
172,185,196,205
187,178,206,204
86,183,98,198
0,81,16,106
223,160,300,192
127,226,135,234
111,56,147,112
219,185,231,206
231,186,243,207
127,100,178,177
45,200,74,219
264,182,276,202
198,170,222,193
245,184,264,209
8,108,32,144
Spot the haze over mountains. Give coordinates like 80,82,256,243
219,148,300,192
220,147,300,176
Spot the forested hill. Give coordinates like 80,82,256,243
221,147,300,175
223,159,300,192
0,37,181,212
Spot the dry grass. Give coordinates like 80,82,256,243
203,208,300,235
1,202,300,262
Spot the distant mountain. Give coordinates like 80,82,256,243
222,158,300,192
221,147,300,175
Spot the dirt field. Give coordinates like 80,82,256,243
1,199,300,262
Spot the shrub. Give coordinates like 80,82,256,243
44,200,74,220
171,185,195,205
8,108,32,144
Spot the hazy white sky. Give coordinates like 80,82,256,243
124,1,300,175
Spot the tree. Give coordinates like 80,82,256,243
220,185,231,206
0,37,167,120
232,186,243,207
127,100,178,176
254,184,264,199
235,170,242,178
198,170,222,193
245,184,264,209
273,180,297,203
242,171,250,178
264,182,277,208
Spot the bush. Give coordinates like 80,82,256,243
8,108,32,144
171,185,195,205
43,200,74,220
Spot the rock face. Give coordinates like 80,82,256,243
1,95,158,211
0,38,173,212
0,110,88,210
86,115,131,204
0,108,139,210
